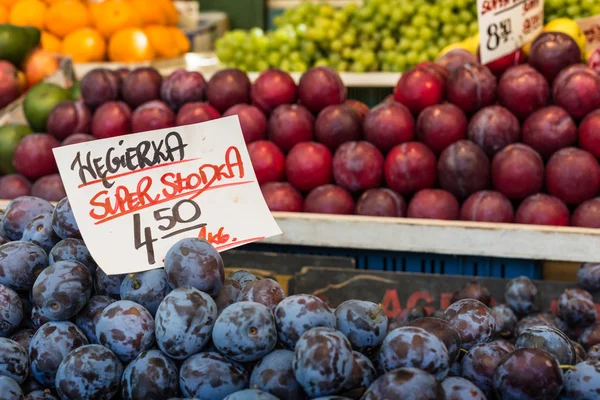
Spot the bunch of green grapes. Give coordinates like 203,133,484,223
544,0,600,22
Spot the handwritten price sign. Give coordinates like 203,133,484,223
53,116,282,275
478,0,544,64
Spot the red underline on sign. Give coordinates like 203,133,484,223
93,180,254,225
215,236,266,251
78,158,201,188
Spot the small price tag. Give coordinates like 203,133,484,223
577,14,600,53
53,116,282,275
478,0,544,64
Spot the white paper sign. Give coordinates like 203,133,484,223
478,0,544,64
53,116,282,275
577,14,600,53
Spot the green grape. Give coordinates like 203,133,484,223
459,10,474,23
314,59,329,67
267,53,281,66
428,5,441,18
331,40,343,52
382,37,396,51
391,8,404,22
342,47,353,59
351,62,366,72
440,9,454,23
412,39,426,51
398,37,412,51
455,24,468,37
406,51,418,66
338,61,350,71
566,5,581,16
405,26,419,39
256,60,269,71
412,14,428,27
420,27,434,41
469,21,479,35
582,0,595,9
428,19,441,29
448,35,462,44
442,25,454,36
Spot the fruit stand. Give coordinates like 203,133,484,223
3,0,600,398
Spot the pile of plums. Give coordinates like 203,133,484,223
0,194,600,399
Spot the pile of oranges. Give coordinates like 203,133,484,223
0,0,190,63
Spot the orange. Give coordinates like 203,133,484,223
158,0,178,26
41,31,62,53
108,28,154,62
45,0,91,38
171,27,190,55
91,0,141,39
62,28,105,62
130,0,165,25
0,0,18,7
22,48,59,87
144,25,178,59
9,0,47,30
0,5,8,23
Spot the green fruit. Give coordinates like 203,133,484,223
0,124,32,175
69,81,81,101
23,82,71,132
0,25,41,67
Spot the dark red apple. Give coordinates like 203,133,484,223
0,174,31,199
572,198,600,228
355,188,406,217
12,134,60,180
315,104,362,151
223,104,267,144
407,189,460,220
298,66,346,114
363,102,415,153
528,32,581,83
247,140,285,185
553,65,600,119
447,63,496,115
438,140,490,200
91,101,132,139
285,142,332,192
121,67,162,109
384,142,437,196
416,103,467,155
131,100,175,133
467,105,520,156
460,190,514,223
394,67,445,115
546,147,600,205
206,68,251,113
46,100,92,141
304,184,354,215
498,65,550,120
175,102,220,126
579,110,600,158
521,106,577,160
251,68,297,114
267,104,314,152
260,182,303,212
491,144,544,200
333,141,384,192
515,194,570,226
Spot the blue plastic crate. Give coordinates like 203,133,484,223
241,243,542,280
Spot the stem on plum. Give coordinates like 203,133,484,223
129,273,140,290
369,304,384,319
559,365,577,371
460,348,469,354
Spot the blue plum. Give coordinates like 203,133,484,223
558,288,597,328
55,344,123,400
580,321,600,350
441,377,486,400
250,349,307,400
49,239,97,275
275,294,335,349
94,268,125,299
10,329,35,356
2,196,53,241
0,210,5,238
0,375,24,400
293,327,354,398
378,326,449,381
443,299,496,350
407,317,462,364
578,263,600,292
0,241,48,291
121,349,178,400
449,361,462,377
312,397,352,400
30,305,51,330
22,375,45,394
164,238,224,296
179,352,248,399
461,342,508,396
492,304,518,335
491,338,516,353
75,295,115,344
0,283,23,336
587,345,600,360
515,325,576,365
224,389,279,400
212,301,277,362
362,368,444,400
25,389,58,400
215,278,242,314
0,338,28,384
155,286,217,359
32,261,92,321
51,198,80,240
21,213,60,253
29,321,89,387
505,276,539,316
565,360,600,398
572,340,587,363
237,279,285,312
335,300,388,354
229,270,260,287
120,269,172,316
340,351,376,398
24,390,58,399
96,300,155,362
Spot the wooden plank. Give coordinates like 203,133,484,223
290,266,600,317
543,261,581,282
